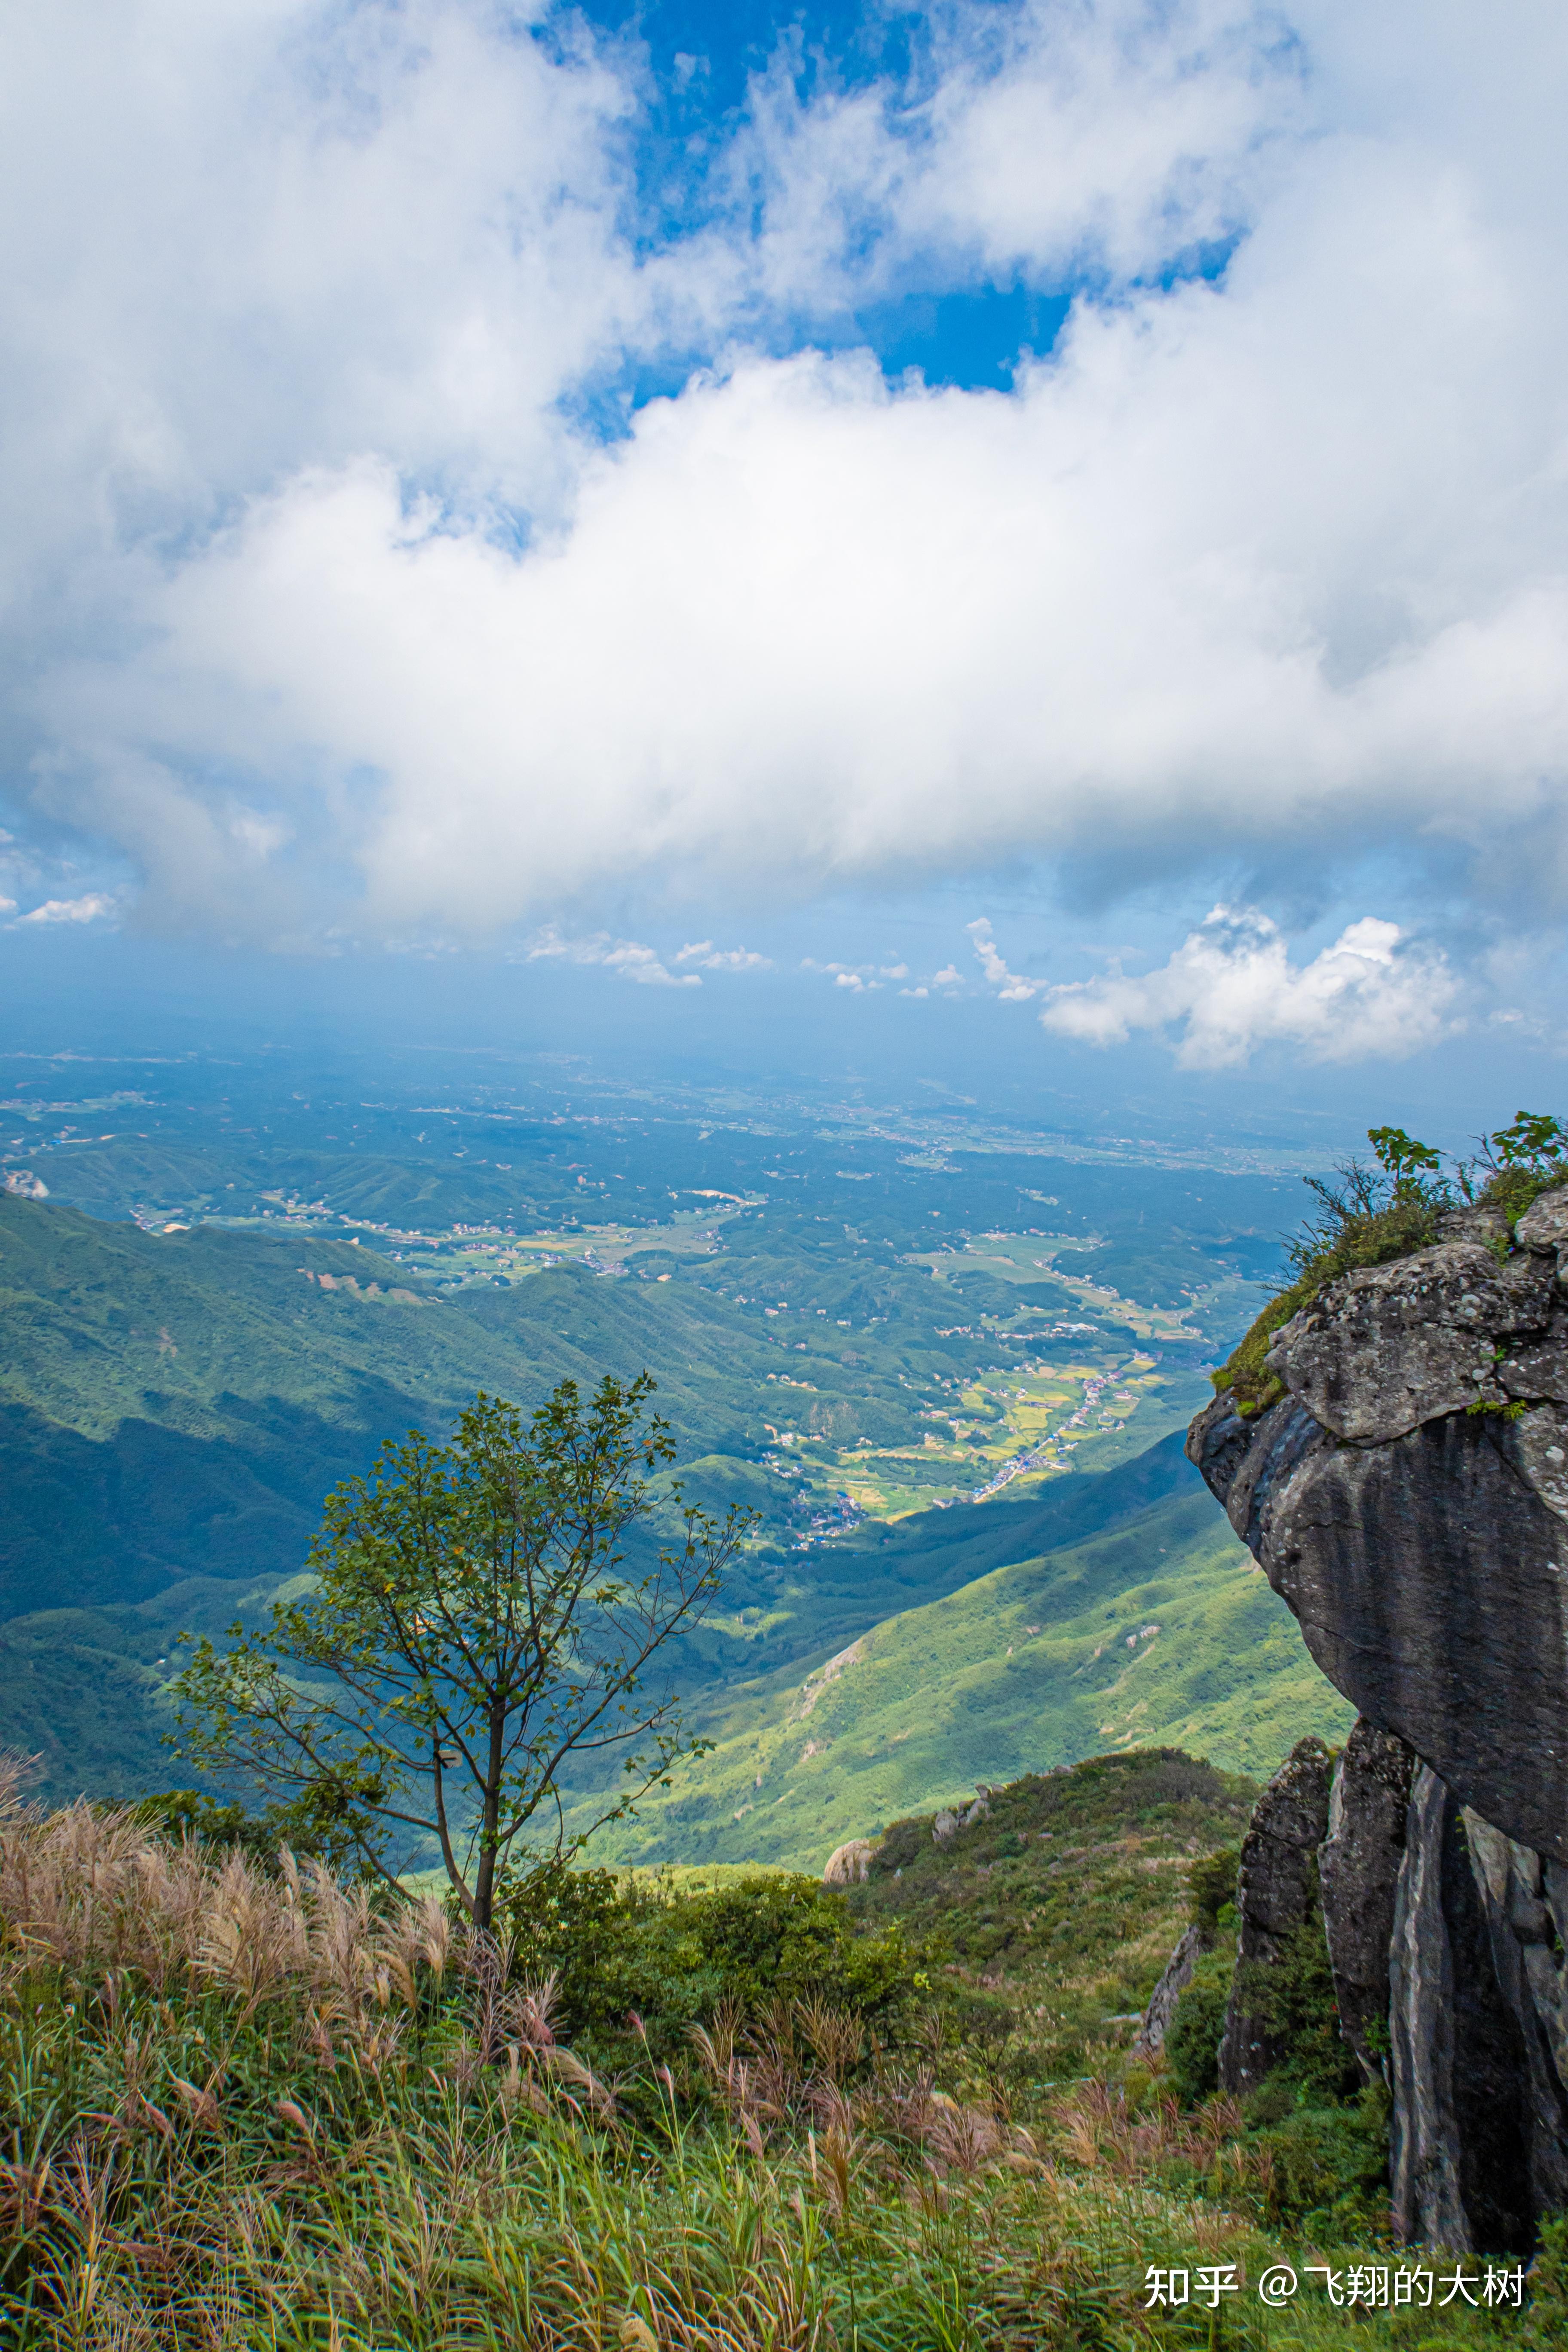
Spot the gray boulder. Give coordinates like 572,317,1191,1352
1186,1203,1568,1862
822,1838,878,1888
1218,1736,1332,2096
1389,1768,1535,2252
1320,1719,1415,2083
1189,1183,1568,2246
1133,1924,1202,2061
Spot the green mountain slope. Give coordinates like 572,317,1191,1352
593,1479,1352,1872
0,1194,1245,1810
0,1192,906,1619
845,1749,1257,2074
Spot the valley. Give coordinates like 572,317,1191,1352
0,1038,1348,1854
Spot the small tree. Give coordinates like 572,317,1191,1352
171,1375,746,1928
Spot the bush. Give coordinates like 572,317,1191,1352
1166,1947,1233,2107
498,1859,927,2080
1250,2083,1391,2233
1188,1847,1240,1943
1234,1904,1362,2107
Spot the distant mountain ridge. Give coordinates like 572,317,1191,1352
0,1190,1346,1834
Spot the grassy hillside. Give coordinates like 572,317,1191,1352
582,1476,1354,1871
0,1762,1533,2345
846,1748,1256,2080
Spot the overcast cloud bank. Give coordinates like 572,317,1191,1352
1,0,1565,1061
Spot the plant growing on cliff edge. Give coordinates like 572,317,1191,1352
171,1376,749,1929
1215,1111,1565,1414
1461,1108,1568,1222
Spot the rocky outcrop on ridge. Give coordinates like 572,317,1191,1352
1218,1738,1332,2096
1320,1718,1414,2084
1185,1182,1568,2250
821,1837,878,1887
1132,1924,1201,2061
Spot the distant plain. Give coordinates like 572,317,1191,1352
0,1042,1349,1862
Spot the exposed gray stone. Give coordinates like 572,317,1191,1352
1498,1321,1568,1413
822,1838,878,1888
1457,1811,1568,2224
1190,1197,1568,2245
1133,1924,1201,2061
1516,1182,1568,1262
1191,1400,1568,1863
1218,1737,1332,2096
1320,1720,1415,2083
1263,1243,1553,1442
1437,1202,1513,1251
1390,1769,1535,2252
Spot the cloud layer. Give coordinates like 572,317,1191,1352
1037,906,1459,1067
3,0,1568,975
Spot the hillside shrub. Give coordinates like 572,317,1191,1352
1250,2084,1392,2234
1187,1846,1240,1942
1165,1947,1233,2106
1235,1905,1362,2108
499,1859,926,2080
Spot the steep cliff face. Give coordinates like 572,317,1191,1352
1186,1182,1568,2251
1218,1737,1331,2096
1189,1186,1568,1859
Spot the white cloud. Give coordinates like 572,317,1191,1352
2,0,1568,977
675,940,772,969
525,927,698,988
1037,906,1461,1067
967,919,1040,1001
15,892,116,925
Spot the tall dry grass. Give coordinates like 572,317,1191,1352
0,1768,1525,2350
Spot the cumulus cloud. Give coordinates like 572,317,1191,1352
1037,906,1461,1067
675,940,772,969
800,956,909,991
525,927,698,987
15,892,116,925
968,919,1040,1001
3,0,1568,966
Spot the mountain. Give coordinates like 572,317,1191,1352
581,1460,1354,1872
0,1151,1338,1827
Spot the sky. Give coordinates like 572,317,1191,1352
1,0,1566,1096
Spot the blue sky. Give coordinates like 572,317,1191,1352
0,0,1565,1096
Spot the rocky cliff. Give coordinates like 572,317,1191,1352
1185,1182,1568,2252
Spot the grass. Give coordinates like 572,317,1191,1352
845,1751,1257,2088
0,1761,1557,2348
582,1484,1353,1873
1213,1118,1567,1417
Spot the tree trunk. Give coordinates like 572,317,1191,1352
472,1698,507,1932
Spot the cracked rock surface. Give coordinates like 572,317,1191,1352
1188,1184,1568,1861
1188,1183,1568,2248
1218,1736,1332,2096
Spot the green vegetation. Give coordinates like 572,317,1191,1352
500,1859,926,2093
173,1380,744,1920
847,1750,1256,2086
589,1476,1352,1871
0,1758,1550,2348
1217,1112,1566,1413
